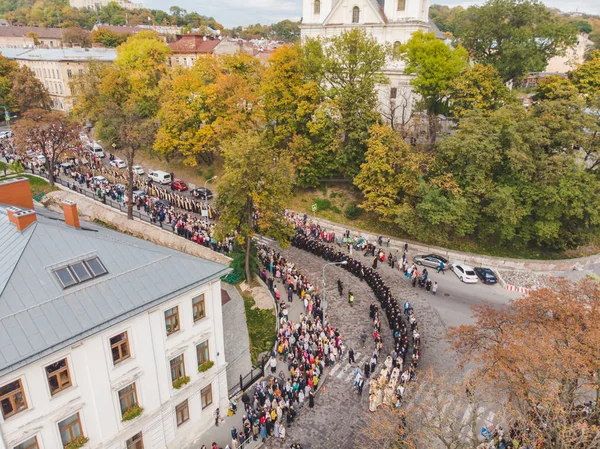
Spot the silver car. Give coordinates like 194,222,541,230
413,254,450,268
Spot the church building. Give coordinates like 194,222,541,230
301,0,443,128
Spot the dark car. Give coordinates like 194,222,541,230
152,198,172,208
413,254,449,268
473,267,498,284
191,187,213,200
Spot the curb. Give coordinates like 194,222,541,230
504,284,531,294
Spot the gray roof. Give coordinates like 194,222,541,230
0,205,229,377
429,19,446,40
0,47,117,62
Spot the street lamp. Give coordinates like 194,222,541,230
204,175,217,197
321,260,348,314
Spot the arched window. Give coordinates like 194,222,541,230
393,41,401,52
314,0,320,14
352,6,360,23
397,0,406,11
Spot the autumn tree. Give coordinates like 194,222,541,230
453,0,578,84
305,29,388,177
91,28,130,48
13,109,81,186
449,278,600,449
215,131,294,283
446,63,512,118
73,31,171,219
62,27,92,47
10,66,51,113
399,30,468,143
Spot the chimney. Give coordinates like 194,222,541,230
13,210,37,231
62,200,80,229
6,206,20,224
0,177,34,209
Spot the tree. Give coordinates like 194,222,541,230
10,66,51,113
91,28,131,48
570,50,600,105
448,278,600,449
215,131,294,283
13,109,81,186
354,124,426,221
446,63,512,118
305,29,388,177
0,55,18,114
400,30,468,143
62,27,91,47
73,31,171,219
453,0,578,84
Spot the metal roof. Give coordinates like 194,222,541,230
0,206,229,377
0,47,117,62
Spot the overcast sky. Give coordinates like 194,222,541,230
143,0,600,28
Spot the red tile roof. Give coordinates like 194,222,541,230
168,35,220,54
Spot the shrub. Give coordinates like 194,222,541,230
198,360,215,372
314,198,332,211
122,405,143,422
172,376,190,389
65,437,89,449
331,206,341,214
345,204,362,220
204,166,214,181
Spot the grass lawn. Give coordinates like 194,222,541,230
239,287,276,366
0,173,58,199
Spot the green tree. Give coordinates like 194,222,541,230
400,30,468,143
446,63,511,117
62,27,92,47
91,29,130,48
10,66,51,113
453,0,578,84
215,131,294,283
570,50,600,105
0,56,18,114
306,29,388,177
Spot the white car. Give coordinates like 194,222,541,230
452,264,478,283
0,131,11,139
91,176,108,186
132,165,144,175
110,159,127,169
36,155,47,164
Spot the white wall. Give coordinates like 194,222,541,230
0,279,228,449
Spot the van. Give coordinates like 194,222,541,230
148,170,172,185
92,142,105,158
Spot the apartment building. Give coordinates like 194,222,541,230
0,177,230,449
0,26,64,49
70,0,144,11
0,48,117,112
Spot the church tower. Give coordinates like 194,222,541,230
384,0,429,22
303,0,334,24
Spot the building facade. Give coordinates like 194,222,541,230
0,178,230,449
70,0,144,11
301,0,437,127
0,48,116,112
0,26,63,49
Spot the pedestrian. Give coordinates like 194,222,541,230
358,377,365,395
349,348,355,364
309,390,315,408
215,408,220,426
360,330,367,347
432,281,438,294
270,356,277,374
437,261,445,274
404,242,408,252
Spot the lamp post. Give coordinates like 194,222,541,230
321,260,348,314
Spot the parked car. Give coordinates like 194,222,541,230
148,170,172,185
133,189,146,200
110,159,127,169
91,176,108,186
191,187,213,200
172,179,188,191
36,155,47,164
60,162,74,169
0,131,12,139
473,267,498,284
452,264,478,283
132,165,144,175
413,254,449,268
152,198,171,208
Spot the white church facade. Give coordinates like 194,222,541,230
301,0,442,129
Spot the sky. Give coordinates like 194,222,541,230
143,0,600,28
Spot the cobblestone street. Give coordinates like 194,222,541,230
263,243,456,448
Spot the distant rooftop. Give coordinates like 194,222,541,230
0,25,63,39
0,47,117,62
0,201,229,377
169,34,221,54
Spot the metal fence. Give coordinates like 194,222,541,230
228,356,268,399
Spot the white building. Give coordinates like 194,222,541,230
0,178,230,449
301,0,442,127
70,0,144,11
545,32,594,74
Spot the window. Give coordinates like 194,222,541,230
352,6,360,23
393,41,401,53
170,355,185,384
110,331,130,364
126,432,144,449
391,87,397,99
176,400,189,426
58,413,83,446
201,385,213,409
0,379,27,419
45,358,72,395
53,257,108,289
398,0,405,10
314,0,320,14
13,436,39,449
196,341,210,365
67,69,72,79
165,306,180,335
192,295,206,321
118,384,138,416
